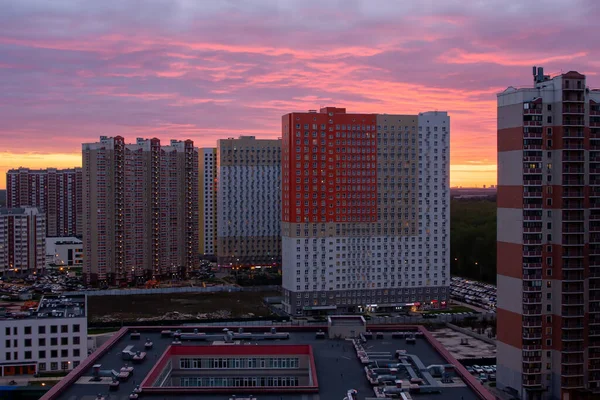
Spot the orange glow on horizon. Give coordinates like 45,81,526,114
0,151,496,190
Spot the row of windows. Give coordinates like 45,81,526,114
4,324,81,336
4,336,80,348
179,376,299,387
179,357,300,370
4,348,80,361
38,361,80,371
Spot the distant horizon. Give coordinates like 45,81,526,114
1,1,598,189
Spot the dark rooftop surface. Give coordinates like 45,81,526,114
54,328,481,400
0,295,86,320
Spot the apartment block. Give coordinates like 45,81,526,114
82,136,199,285
281,107,450,316
199,148,217,257
6,168,82,237
0,295,87,377
0,207,46,276
497,67,600,399
216,136,282,268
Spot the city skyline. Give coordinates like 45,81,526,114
1,1,598,189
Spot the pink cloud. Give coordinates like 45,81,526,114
0,0,598,188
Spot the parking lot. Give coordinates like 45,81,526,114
450,277,496,313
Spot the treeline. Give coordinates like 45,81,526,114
450,198,497,284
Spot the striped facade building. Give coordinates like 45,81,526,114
216,136,282,268
6,168,82,237
281,107,450,316
82,136,199,285
497,67,600,399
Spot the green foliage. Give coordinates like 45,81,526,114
450,199,497,284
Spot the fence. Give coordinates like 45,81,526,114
65,285,281,297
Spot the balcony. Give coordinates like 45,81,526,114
562,343,584,353
590,329,600,337
523,379,542,387
524,168,542,174
524,213,542,222
562,306,584,317
524,120,542,126
523,306,542,316
591,306,600,314
523,263,542,270
523,272,542,281
523,368,542,374
563,155,585,162
523,285,542,293
524,179,542,186
562,355,584,365
524,225,543,233
524,250,542,257
524,131,543,139
563,119,585,127
562,333,584,342
563,178,585,186
562,295,584,306
523,319,543,328
523,330,543,340
562,284,583,293
562,322,584,330
523,203,542,210
523,344,542,351
523,295,542,304
563,105,585,114
524,191,542,198
524,108,542,115
563,167,584,174
561,368,584,378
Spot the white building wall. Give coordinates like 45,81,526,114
0,317,88,373
45,237,83,268
417,112,450,289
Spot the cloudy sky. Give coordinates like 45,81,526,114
0,0,598,188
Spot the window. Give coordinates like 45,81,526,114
5,339,10,348
38,326,46,334
39,350,46,359
73,337,80,345
51,338,58,346
24,351,32,360
546,315,552,323
50,325,57,334
61,325,68,333
61,361,69,370
50,362,58,371
39,363,46,371
51,350,58,358
74,349,80,357
73,325,80,333
5,352,10,361
25,339,32,347
39,338,46,346
61,337,68,346
5,327,9,336
547,104,552,111
24,326,32,335
61,349,68,357
546,339,552,346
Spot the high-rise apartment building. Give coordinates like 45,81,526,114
281,107,450,316
6,168,82,237
199,148,217,257
82,136,199,285
0,207,46,275
216,136,281,268
497,67,600,399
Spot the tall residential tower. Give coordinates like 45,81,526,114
216,136,282,268
199,148,217,258
82,136,199,285
281,107,450,315
6,168,82,237
0,207,46,276
497,67,600,399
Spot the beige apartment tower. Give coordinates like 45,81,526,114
82,136,199,285
216,136,282,268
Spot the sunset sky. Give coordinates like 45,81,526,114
0,0,598,189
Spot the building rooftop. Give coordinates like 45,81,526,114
42,325,494,400
0,295,86,321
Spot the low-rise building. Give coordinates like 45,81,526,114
0,295,87,377
45,237,83,271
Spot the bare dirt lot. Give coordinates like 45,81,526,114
87,291,278,323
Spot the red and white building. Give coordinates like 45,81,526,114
281,107,450,315
82,136,199,285
6,168,82,237
0,207,46,275
497,67,600,399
